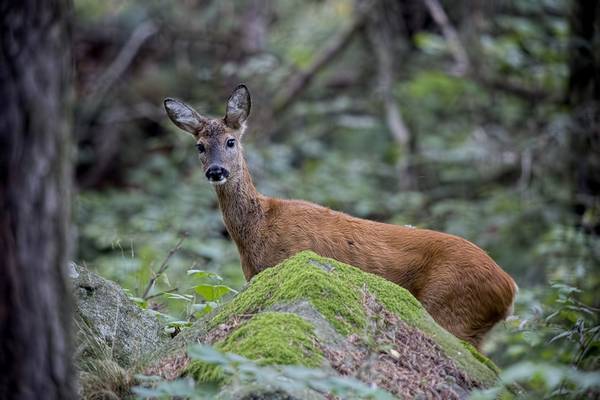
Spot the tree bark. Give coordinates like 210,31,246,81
0,0,75,399
568,0,600,233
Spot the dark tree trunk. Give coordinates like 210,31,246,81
568,0,600,233
0,1,75,399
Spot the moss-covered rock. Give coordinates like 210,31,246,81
209,251,497,383
186,312,323,384
147,251,502,399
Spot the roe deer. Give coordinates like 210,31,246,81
164,85,517,348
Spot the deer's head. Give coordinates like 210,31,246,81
164,85,251,185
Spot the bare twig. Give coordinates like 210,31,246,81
383,98,410,145
574,328,600,368
145,287,179,301
87,21,158,111
98,102,164,125
423,0,470,76
76,21,159,188
273,17,366,115
364,7,410,146
476,76,557,101
141,234,187,300
422,0,558,101
556,326,600,395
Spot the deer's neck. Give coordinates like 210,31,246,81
214,158,264,250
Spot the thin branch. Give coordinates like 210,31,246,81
141,234,187,300
384,101,410,145
365,8,410,145
145,287,179,301
423,0,470,76
86,21,158,113
422,0,559,102
273,17,366,115
574,328,600,368
98,102,163,125
477,76,558,101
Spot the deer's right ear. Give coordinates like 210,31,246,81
164,98,206,135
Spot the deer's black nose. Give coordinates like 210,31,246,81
205,165,229,182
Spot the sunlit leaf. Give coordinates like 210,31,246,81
167,320,192,328
128,296,148,309
187,269,223,281
165,293,194,302
160,272,171,287
194,284,237,301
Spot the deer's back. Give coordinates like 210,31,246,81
248,197,516,347
258,197,498,284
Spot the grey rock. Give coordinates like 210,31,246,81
70,263,168,368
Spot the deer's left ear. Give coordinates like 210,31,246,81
225,84,251,130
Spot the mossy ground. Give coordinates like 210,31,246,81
463,341,501,375
209,252,368,335
186,311,323,383
206,251,499,385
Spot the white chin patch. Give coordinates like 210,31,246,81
209,178,227,186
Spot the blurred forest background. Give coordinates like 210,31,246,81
70,0,598,396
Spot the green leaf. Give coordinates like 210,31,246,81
549,330,572,343
128,296,148,308
194,284,237,301
551,283,581,295
165,293,194,302
160,272,171,287
188,344,231,364
187,269,223,282
167,320,192,328
192,302,214,316
132,377,199,398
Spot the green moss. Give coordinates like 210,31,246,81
220,312,323,366
333,257,427,327
209,252,367,335
185,360,226,384
208,251,499,385
462,341,501,375
187,312,323,383
210,251,431,336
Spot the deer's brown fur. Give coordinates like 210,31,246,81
164,85,517,348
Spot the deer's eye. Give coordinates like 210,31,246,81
226,138,236,148
196,143,205,153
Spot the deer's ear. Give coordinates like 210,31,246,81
164,98,206,135
225,84,251,130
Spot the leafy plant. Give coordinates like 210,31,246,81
133,344,395,400
481,281,600,399
113,236,238,333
